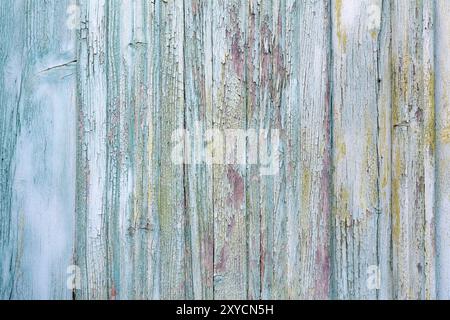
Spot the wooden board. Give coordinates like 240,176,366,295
0,0,448,300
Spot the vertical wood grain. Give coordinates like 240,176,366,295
156,0,187,299
376,0,393,300
257,0,332,299
295,0,332,299
183,0,214,300
76,0,191,299
76,0,109,299
0,0,76,299
331,0,383,299
436,0,450,299
1,0,449,300
257,0,286,299
422,0,436,299
245,0,262,299
211,0,248,300
391,0,436,299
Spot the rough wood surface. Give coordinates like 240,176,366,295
391,0,435,299
1,0,449,300
1,0,76,299
436,0,450,300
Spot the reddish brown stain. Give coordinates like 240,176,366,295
216,246,227,273
204,234,214,284
227,5,244,77
226,166,245,209
110,285,117,300
260,19,272,86
315,247,331,298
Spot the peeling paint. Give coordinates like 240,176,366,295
0,0,448,300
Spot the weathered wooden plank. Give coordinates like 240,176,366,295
391,0,436,299
1,0,449,301
211,0,249,300
0,0,26,299
183,0,214,300
76,0,188,300
76,0,110,299
376,0,393,300
245,0,262,300
145,0,162,299
0,0,76,299
295,0,332,299
436,0,450,300
256,0,286,300
77,0,158,299
331,0,383,299
153,0,187,300
422,0,436,300
256,0,332,300
104,0,159,300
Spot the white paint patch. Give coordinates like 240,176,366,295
341,0,361,30
11,70,76,298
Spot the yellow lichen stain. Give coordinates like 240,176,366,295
425,72,436,154
336,186,351,222
442,126,450,144
337,141,346,162
370,30,377,40
381,169,388,188
363,120,377,207
401,55,412,102
335,0,347,51
302,169,311,205
440,90,450,144
147,117,153,216
364,118,374,167
378,97,390,189
392,53,411,127
392,94,400,127
395,53,410,105
392,75,401,126
392,151,402,243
